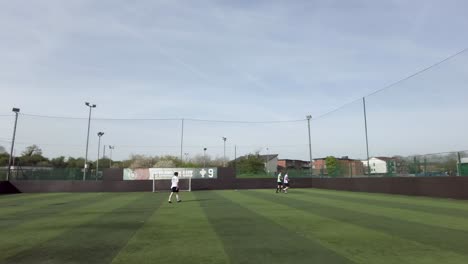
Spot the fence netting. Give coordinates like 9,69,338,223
1,51,468,179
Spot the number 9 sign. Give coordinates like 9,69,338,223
208,169,214,178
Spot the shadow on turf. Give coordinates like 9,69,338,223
180,199,213,203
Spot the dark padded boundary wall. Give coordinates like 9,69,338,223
0,181,20,195
7,168,468,200
311,177,468,200
10,168,313,193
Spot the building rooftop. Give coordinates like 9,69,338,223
258,154,279,162
314,157,362,161
278,159,309,162
373,157,396,162
233,154,278,162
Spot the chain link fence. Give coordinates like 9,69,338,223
1,50,468,181
1,168,103,181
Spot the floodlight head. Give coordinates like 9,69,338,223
98,132,104,137
12,108,20,113
204,148,207,151
222,137,227,141
306,115,312,120
92,104,96,108
85,102,90,106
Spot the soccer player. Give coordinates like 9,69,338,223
276,171,283,193
283,172,290,193
168,172,181,203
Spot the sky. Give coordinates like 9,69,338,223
0,0,467,161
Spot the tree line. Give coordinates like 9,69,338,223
323,154,461,177
0,144,247,169
0,144,268,175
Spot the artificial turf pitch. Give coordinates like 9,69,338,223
1,189,468,264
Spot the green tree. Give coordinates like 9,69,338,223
17,145,48,166
129,155,158,169
116,160,132,169
97,158,111,169
191,154,212,167
325,156,339,177
181,162,201,168
21,145,43,156
441,158,458,173
408,157,422,174
67,157,85,168
234,154,265,174
0,153,9,166
50,156,67,168
154,159,176,168
18,154,49,166
386,161,396,177
157,155,183,167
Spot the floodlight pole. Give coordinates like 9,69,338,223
109,145,114,167
266,147,270,174
234,145,237,170
96,132,104,180
203,148,207,168
363,97,371,176
222,137,227,167
180,118,184,162
83,102,96,181
7,108,20,181
306,115,313,177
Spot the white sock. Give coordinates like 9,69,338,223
168,192,173,201
176,194,180,201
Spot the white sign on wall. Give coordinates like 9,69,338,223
124,168,217,180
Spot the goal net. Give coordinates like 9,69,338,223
150,168,192,193
123,167,217,192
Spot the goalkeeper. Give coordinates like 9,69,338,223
168,172,182,203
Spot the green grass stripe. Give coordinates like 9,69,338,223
0,193,72,205
308,188,468,211
286,189,468,232
111,192,229,264
234,190,468,264
196,190,354,264
293,189,468,219
246,190,468,256
0,193,104,222
3,193,162,264
0,193,146,262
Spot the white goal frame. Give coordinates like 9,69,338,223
151,170,192,193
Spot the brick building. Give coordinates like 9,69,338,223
314,157,364,177
277,159,310,170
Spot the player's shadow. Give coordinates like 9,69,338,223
183,199,212,203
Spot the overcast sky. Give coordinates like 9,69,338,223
0,0,467,161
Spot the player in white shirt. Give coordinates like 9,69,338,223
283,172,290,193
168,172,181,203
276,171,283,193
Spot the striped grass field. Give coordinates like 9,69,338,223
1,189,468,264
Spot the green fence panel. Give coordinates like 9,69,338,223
7,168,102,181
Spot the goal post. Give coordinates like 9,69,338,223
123,167,217,192
151,168,192,193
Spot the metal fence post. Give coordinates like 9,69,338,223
7,108,20,181
363,98,371,176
